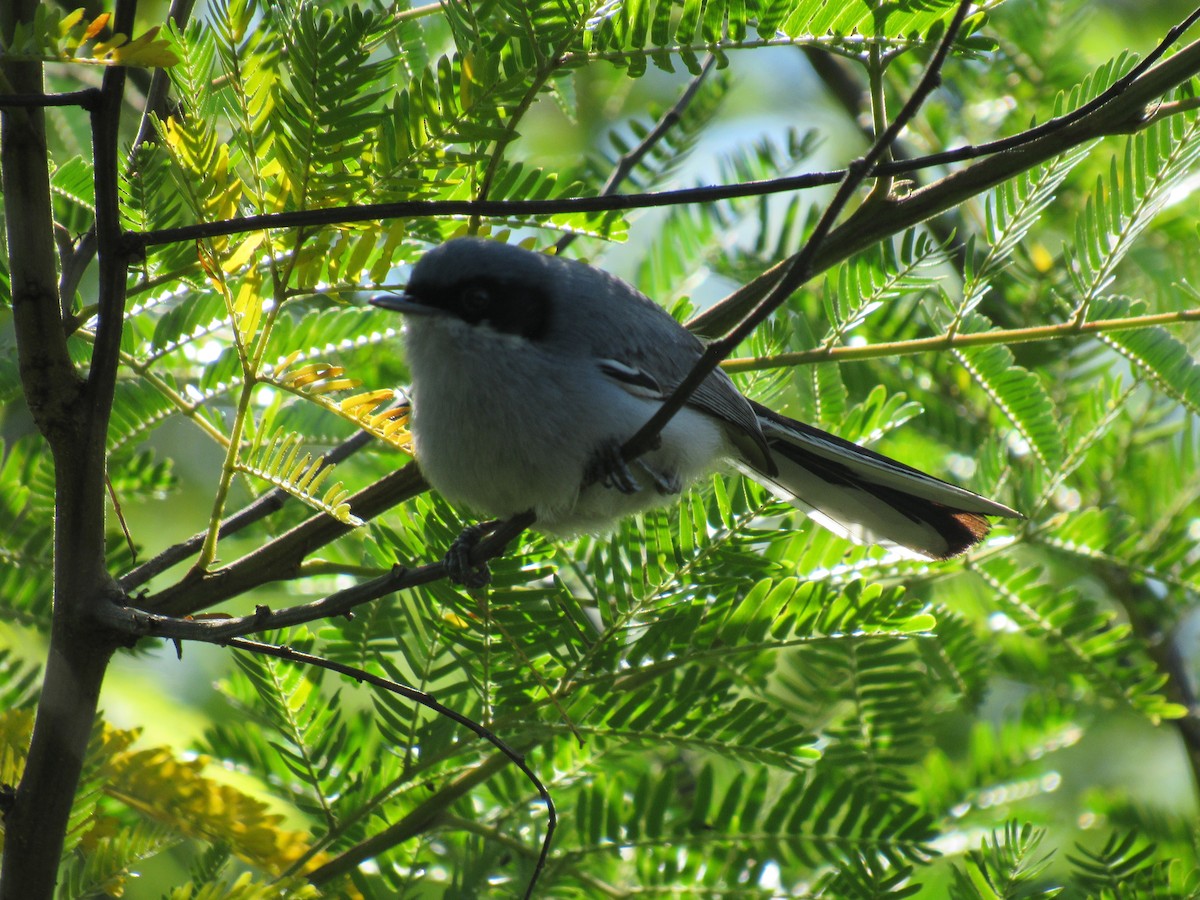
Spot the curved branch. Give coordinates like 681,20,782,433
224,641,554,900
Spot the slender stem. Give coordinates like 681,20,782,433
866,26,893,197
393,1,442,23
119,430,379,590
555,55,716,255
195,379,255,570
721,308,1200,373
139,463,427,614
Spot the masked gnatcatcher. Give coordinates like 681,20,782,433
371,237,1019,584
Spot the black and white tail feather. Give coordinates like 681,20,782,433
739,401,1019,559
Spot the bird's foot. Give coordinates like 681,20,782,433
585,439,641,494
445,520,499,588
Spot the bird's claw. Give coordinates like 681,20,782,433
445,520,497,588
586,439,640,495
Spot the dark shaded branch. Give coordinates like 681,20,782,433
87,34,134,436
106,510,533,638
305,753,513,886
0,24,83,444
0,89,101,108
0,0,137,894
889,3,1200,171
138,463,428,615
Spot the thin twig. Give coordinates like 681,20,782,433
105,474,137,563
721,307,1200,373
689,33,1200,338
0,89,101,108
225,638,555,900
888,3,1200,172
555,54,717,255
107,510,533,633
125,19,1200,255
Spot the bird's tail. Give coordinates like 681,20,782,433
736,401,1021,559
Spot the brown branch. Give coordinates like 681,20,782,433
0,18,83,444
137,463,428,615
305,753,513,885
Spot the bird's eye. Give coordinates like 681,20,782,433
459,285,492,316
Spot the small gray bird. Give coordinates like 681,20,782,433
371,237,1019,580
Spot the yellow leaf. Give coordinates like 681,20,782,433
223,231,267,275
59,8,85,37
272,351,301,373
0,711,361,896
460,51,477,110
285,363,345,389
92,33,127,56
114,39,181,68
196,243,233,303
340,389,395,416
233,271,264,342
109,26,180,67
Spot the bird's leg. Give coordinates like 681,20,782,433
446,519,500,588
584,438,642,494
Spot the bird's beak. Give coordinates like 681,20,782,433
369,293,449,317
